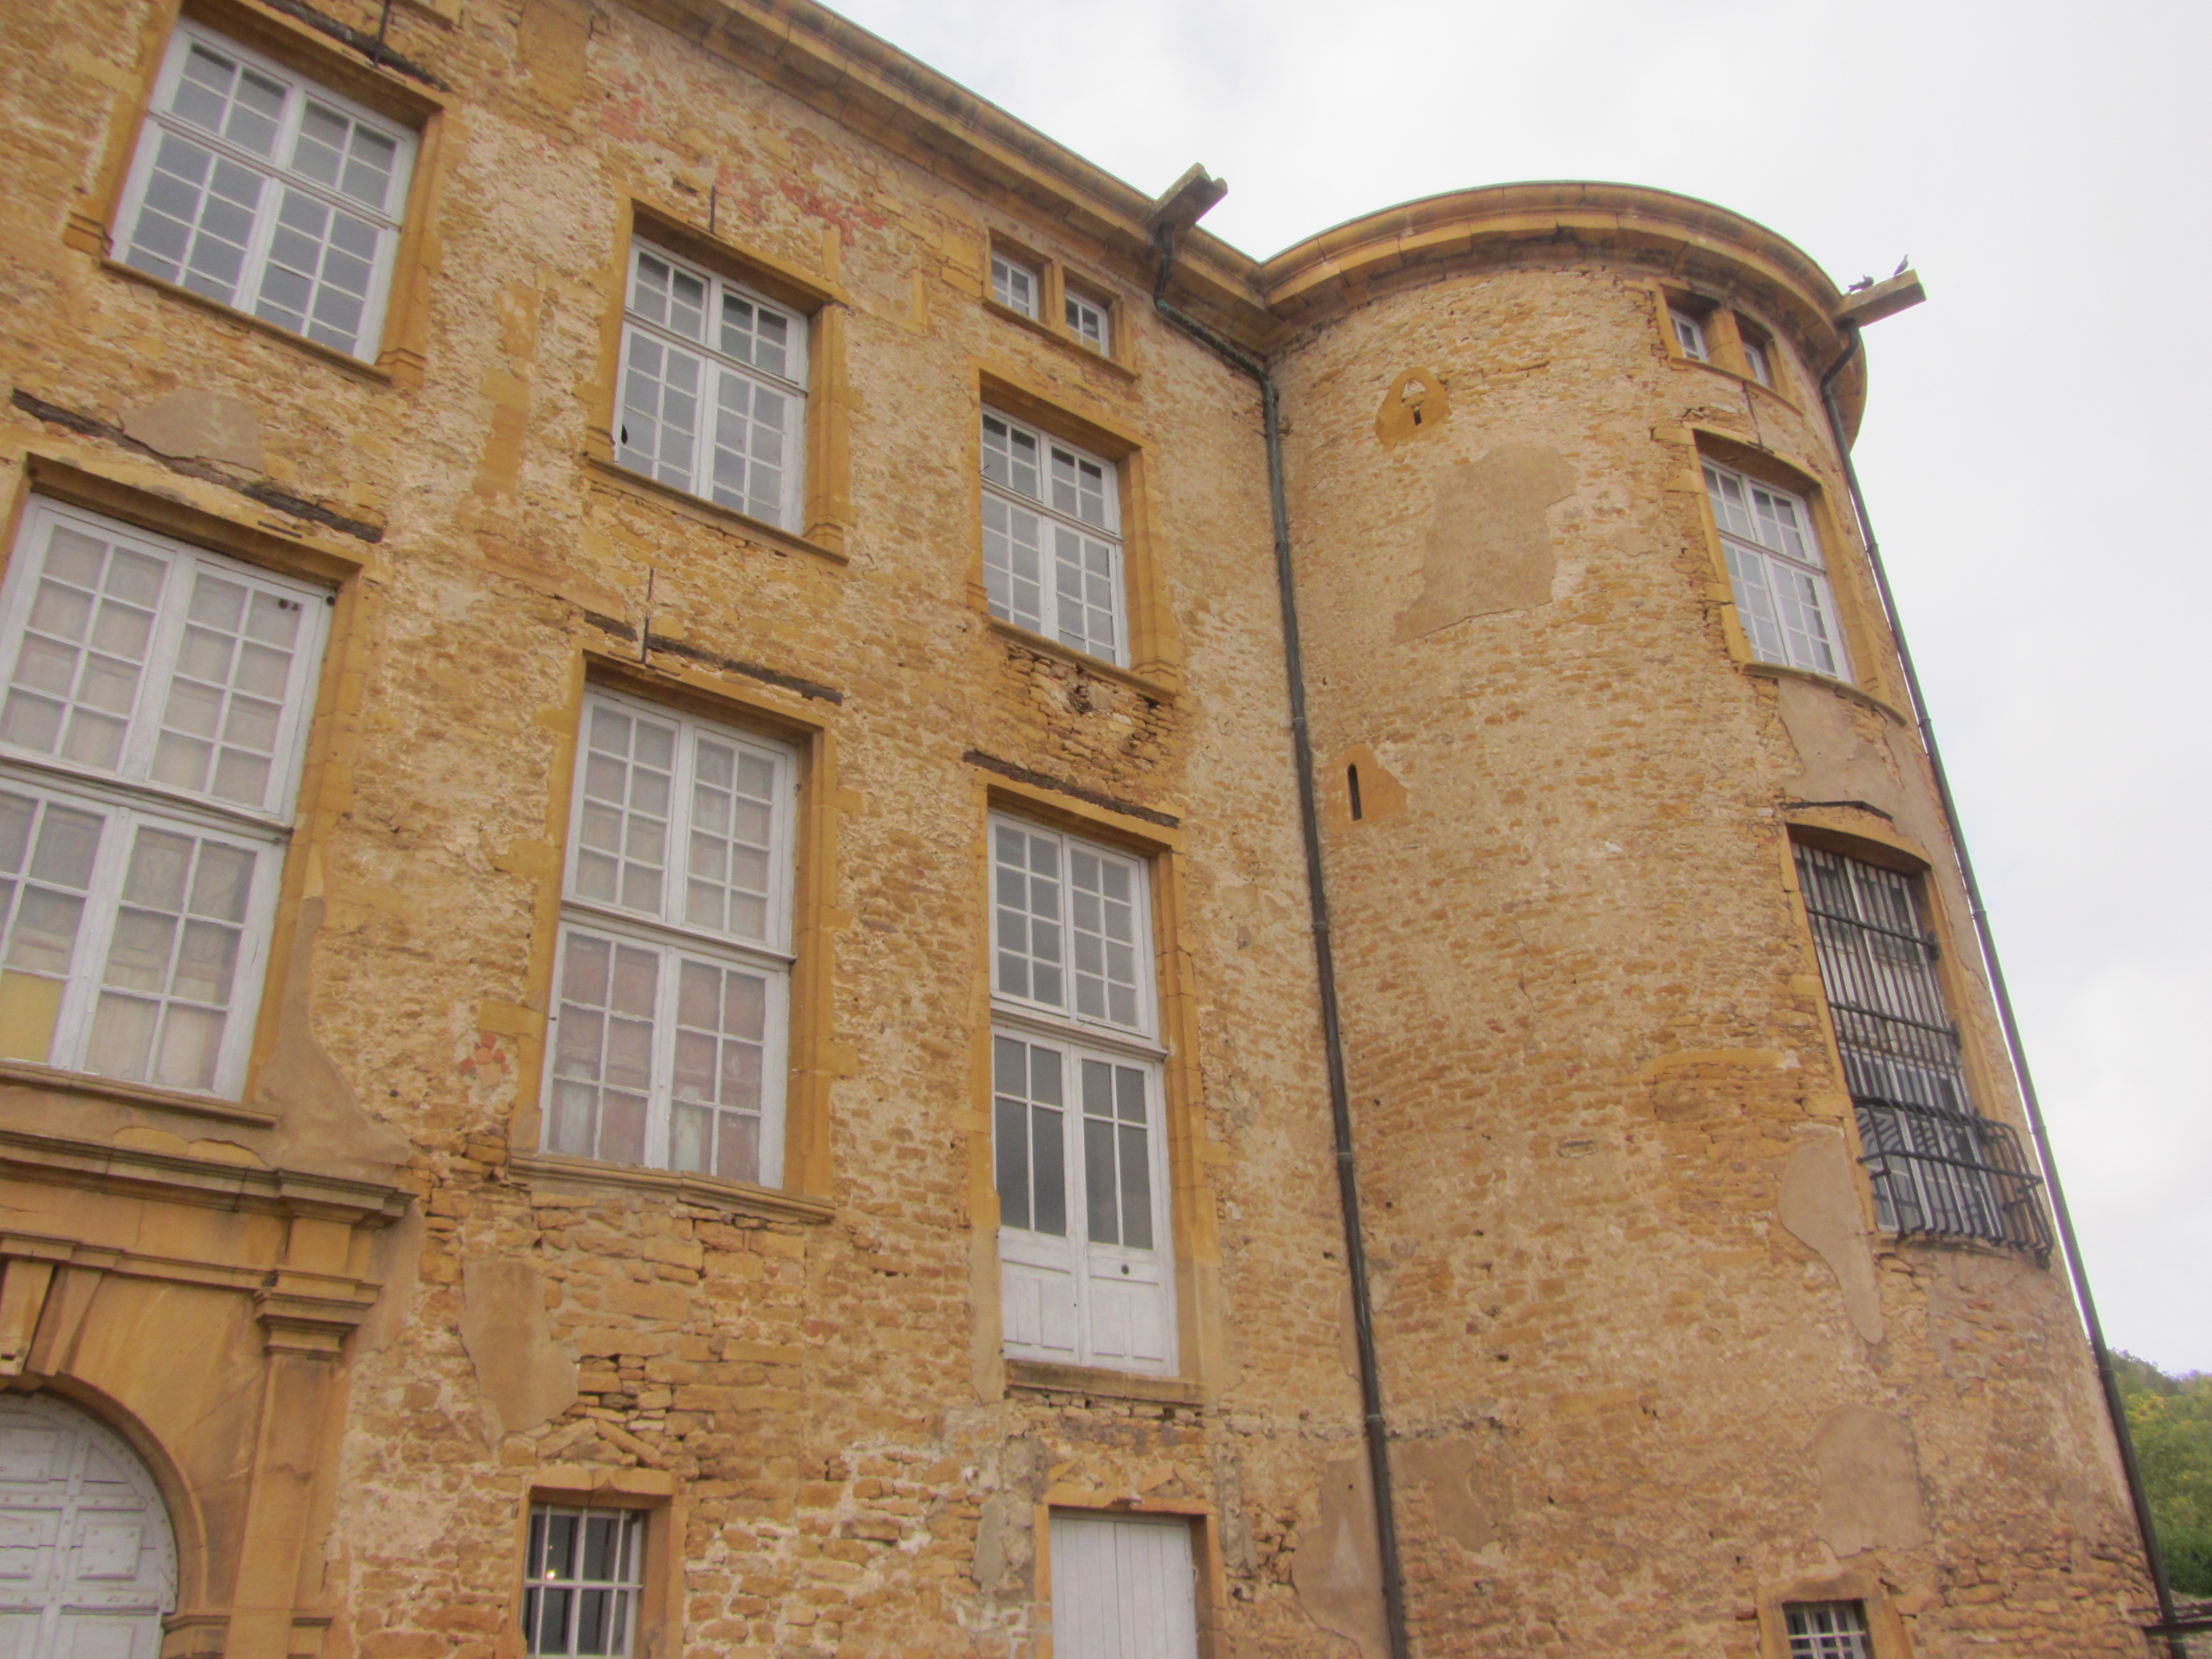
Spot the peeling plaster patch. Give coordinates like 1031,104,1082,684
259,898,414,1180
1810,1405,1930,1556
1394,445,1578,641
1402,1428,1508,1553
458,1258,578,1445
1778,1129,1885,1345
1292,1454,1387,1658
1326,742,1407,833
122,389,263,470
1374,368,1451,448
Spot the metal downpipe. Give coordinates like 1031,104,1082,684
1818,327,2181,1656
1150,228,1414,1659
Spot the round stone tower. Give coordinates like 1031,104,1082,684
1264,185,2150,1656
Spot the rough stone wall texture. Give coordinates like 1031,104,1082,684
0,2,2156,1657
1276,264,2150,1654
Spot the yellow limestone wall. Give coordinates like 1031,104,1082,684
0,0,2154,1656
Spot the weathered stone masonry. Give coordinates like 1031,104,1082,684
0,0,2158,1655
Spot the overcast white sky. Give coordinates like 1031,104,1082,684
827,0,2212,1373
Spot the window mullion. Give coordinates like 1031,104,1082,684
116,551,193,791
691,354,723,510
646,936,681,1171
49,802,133,1077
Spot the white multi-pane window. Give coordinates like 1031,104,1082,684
1670,308,1709,361
113,22,415,361
991,252,1040,318
0,500,328,1097
1743,336,1774,386
1065,289,1110,354
1703,460,1850,679
617,242,808,531
1047,1512,1200,1659
1785,1601,1873,1659
545,690,796,1188
990,816,1173,1375
523,1506,645,1659
980,411,1126,666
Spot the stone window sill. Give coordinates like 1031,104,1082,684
983,298,1136,380
986,616,1178,704
0,1058,276,1129
1005,1359,1203,1406
508,1147,834,1223
1741,658,1908,725
1666,352,1804,415
100,259,394,385
584,456,849,567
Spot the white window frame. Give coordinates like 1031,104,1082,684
1670,307,1709,361
991,251,1040,318
1785,1600,1874,1659
980,410,1128,667
1703,459,1851,680
112,20,416,361
989,814,1175,1376
544,687,799,1188
523,1505,646,1659
616,240,810,532
1065,287,1110,354
1742,335,1774,386
0,500,330,1100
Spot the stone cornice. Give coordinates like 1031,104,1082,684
0,1127,410,1227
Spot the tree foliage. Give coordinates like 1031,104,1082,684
2115,1352,2212,1596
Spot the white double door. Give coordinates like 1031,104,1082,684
1048,1512,1199,1659
994,1030,1176,1375
0,1396,175,1659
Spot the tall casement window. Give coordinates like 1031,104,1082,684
0,500,330,1097
1793,843,2050,1255
990,815,1173,1374
1047,1512,1201,1659
113,21,416,361
545,690,797,1187
1783,1601,1873,1659
980,411,1125,666
1703,460,1848,679
617,241,808,530
523,1505,645,1659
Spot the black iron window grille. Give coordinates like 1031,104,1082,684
1793,843,2051,1258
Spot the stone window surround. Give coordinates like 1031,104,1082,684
968,365,1182,698
1674,424,1903,714
513,1468,682,1659
507,649,853,1208
982,229,1135,378
0,450,365,1119
1655,283,1799,405
967,769,1224,1400
1031,1491,1224,1659
69,0,447,389
583,200,855,566
1752,1567,1912,1659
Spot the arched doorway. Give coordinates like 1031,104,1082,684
0,1394,178,1659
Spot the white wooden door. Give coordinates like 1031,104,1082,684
1047,1512,1198,1659
0,1396,175,1659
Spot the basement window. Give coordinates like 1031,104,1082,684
113,20,416,361
1784,1601,1874,1659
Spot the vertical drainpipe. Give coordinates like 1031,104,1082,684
1818,324,2183,1659
1149,220,1415,1659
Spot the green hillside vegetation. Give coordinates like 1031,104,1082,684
2115,1352,2212,1596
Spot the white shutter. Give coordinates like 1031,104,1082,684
1048,1513,1198,1659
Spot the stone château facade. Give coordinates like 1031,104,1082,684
0,0,2158,1655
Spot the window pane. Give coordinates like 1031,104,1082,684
668,956,766,1184
993,825,1065,1008
0,793,103,1065
617,329,703,491
571,703,675,917
150,573,305,810
684,736,776,942
1068,846,1142,1031
3,525,170,775
254,187,379,354
982,497,1045,634
709,371,787,525
524,1508,644,1659
1082,1059,1119,1245
549,928,658,1165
